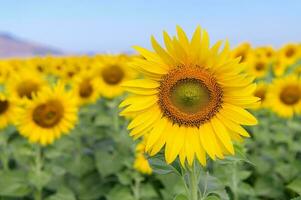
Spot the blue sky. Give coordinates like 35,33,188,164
0,0,300,53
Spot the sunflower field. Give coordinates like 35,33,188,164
0,26,301,200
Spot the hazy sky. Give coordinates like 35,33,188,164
0,0,300,53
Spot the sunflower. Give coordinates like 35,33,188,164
26,57,48,75
0,63,10,86
120,26,258,166
7,69,48,103
253,82,268,109
247,57,270,79
294,63,301,76
95,55,136,98
0,93,18,129
73,72,101,105
60,60,82,83
134,154,152,175
134,140,152,174
278,44,301,65
266,75,301,118
273,57,290,77
48,57,67,77
16,82,78,145
231,42,251,63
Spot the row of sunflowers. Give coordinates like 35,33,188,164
0,26,300,200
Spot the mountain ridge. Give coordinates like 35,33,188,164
0,32,63,58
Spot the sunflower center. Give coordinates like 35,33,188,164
79,79,93,98
67,71,75,78
17,81,39,99
159,66,223,127
101,65,124,85
170,79,210,114
255,62,265,71
235,51,246,62
0,100,9,114
285,48,295,58
280,86,301,105
266,51,273,58
254,89,266,101
33,100,64,128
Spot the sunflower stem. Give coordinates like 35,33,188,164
188,162,199,200
180,166,190,197
112,99,120,133
232,161,239,200
34,145,43,200
0,132,9,171
132,176,142,200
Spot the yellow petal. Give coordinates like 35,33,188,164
132,58,168,75
165,125,184,164
149,122,172,156
199,123,216,160
151,36,175,67
210,117,234,154
122,79,160,89
145,118,168,151
133,46,161,62
176,25,190,51
221,103,258,125
185,128,196,166
191,128,206,166
127,104,159,129
124,87,158,95
216,113,250,137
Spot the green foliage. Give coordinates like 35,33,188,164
210,110,301,200
1,98,301,200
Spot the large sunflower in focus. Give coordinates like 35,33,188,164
120,26,259,166
267,75,301,118
95,55,136,98
16,82,78,145
7,69,48,103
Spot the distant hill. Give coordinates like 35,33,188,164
0,32,62,58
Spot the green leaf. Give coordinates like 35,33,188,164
106,186,133,200
117,171,132,185
0,170,32,197
29,170,52,189
223,144,253,165
275,162,300,183
149,157,175,175
204,195,220,200
77,172,105,200
95,150,124,177
45,187,76,200
148,154,182,175
157,173,186,197
140,183,158,199
94,114,113,127
173,194,188,200
287,178,301,196
238,170,252,181
199,171,229,200
238,183,255,196
254,177,284,199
